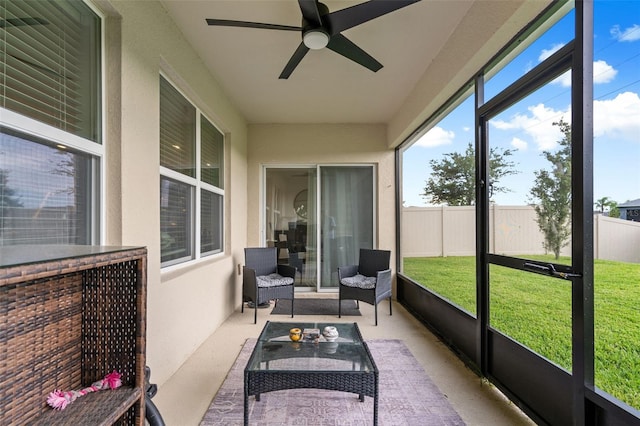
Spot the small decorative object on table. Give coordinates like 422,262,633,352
289,328,302,342
322,326,339,342
303,328,320,342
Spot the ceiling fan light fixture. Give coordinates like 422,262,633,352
303,29,329,50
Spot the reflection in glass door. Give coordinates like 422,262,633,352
264,166,374,292
265,168,317,290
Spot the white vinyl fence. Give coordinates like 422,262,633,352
402,206,640,264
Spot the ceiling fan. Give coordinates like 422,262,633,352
206,0,420,79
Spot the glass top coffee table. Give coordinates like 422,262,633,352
244,321,378,425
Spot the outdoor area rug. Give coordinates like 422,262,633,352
200,338,465,425
270,298,361,316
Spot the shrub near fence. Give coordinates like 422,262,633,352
402,205,640,263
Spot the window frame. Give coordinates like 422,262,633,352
0,0,104,245
159,74,225,269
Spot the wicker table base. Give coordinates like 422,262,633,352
243,322,378,425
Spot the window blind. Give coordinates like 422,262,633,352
160,76,196,177
0,0,101,142
201,117,223,188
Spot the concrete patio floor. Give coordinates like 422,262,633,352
153,294,535,425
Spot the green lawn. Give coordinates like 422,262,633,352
403,255,640,409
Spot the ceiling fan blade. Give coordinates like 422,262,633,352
206,19,300,32
326,33,382,73
326,0,420,35
279,42,310,79
298,0,322,26
0,17,48,29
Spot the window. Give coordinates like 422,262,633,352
160,75,224,266
400,89,477,315
1,0,101,142
0,0,101,246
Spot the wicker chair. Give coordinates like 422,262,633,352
242,247,295,323
338,248,392,326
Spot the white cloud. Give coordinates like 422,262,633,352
491,103,568,151
524,60,534,73
415,126,455,148
594,60,618,83
511,137,528,150
610,24,640,42
490,91,640,151
554,71,571,87
463,126,470,132
539,42,617,87
539,43,565,62
594,91,640,143
553,60,617,87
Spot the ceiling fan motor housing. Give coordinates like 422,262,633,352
301,1,330,49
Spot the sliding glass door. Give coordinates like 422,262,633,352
319,166,374,289
264,165,374,292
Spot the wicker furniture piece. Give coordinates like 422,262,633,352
0,245,147,426
242,247,295,323
338,248,392,326
244,321,378,425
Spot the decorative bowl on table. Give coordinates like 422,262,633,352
289,328,302,341
322,326,339,342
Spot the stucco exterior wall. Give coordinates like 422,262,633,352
97,0,248,386
247,124,396,280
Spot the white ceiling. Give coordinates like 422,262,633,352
159,1,538,125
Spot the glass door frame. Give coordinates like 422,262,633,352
475,3,594,423
262,164,377,293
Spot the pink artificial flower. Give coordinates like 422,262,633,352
104,370,122,389
47,390,70,410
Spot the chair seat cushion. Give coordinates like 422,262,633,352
256,273,294,288
340,274,377,289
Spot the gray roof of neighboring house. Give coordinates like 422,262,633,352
618,198,640,208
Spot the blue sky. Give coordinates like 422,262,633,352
403,1,640,208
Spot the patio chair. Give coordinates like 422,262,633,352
242,247,295,323
338,248,392,326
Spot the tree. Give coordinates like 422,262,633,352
609,202,620,218
529,119,572,259
595,196,619,217
0,169,23,239
0,170,22,208
595,196,612,213
422,142,518,206
594,196,610,213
